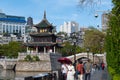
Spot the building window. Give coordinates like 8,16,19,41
6,25,8,33
3,25,5,33
16,26,18,33
45,29,47,32
10,25,12,33
13,26,15,33
39,29,47,33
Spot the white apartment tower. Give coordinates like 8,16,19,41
60,21,79,35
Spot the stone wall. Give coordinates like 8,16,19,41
50,53,61,71
16,61,51,72
18,53,51,61
16,53,62,72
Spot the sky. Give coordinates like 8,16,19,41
0,0,112,32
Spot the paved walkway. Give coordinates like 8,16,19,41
75,68,111,80
90,68,110,80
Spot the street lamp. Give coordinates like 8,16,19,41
72,32,77,63
71,32,77,70
94,10,110,31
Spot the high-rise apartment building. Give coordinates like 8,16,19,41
60,21,79,35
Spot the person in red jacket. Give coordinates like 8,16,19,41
101,62,105,70
76,61,84,80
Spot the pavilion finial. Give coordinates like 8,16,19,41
44,10,46,19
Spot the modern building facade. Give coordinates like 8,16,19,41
0,12,26,44
60,21,79,36
0,12,26,37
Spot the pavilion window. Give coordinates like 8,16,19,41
44,29,47,32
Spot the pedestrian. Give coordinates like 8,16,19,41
61,62,68,80
66,62,75,80
84,59,92,80
75,61,79,79
101,61,105,70
97,63,100,70
94,62,97,70
91,63,96,75
76,60,84,80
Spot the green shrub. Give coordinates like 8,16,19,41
24,55,32,61
32,56,40,61
113,74,120,80
108,66,116,75
24,55,40,61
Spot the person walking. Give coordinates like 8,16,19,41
101,61,105,70
61,62,68,80
76,60,84,80
84,59,92,80
66,62,75,80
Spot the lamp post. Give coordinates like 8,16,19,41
73,38,76,65
71,32,77,70
94,10,110,31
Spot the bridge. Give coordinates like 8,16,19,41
67,52,106,64
0,58,18,69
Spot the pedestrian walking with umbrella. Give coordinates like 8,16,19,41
66,61,75,80
58,57,72,80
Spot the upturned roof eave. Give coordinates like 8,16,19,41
34,19,52,28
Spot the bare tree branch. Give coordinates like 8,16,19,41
77,0,102,11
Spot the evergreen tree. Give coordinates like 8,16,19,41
106,0,120,79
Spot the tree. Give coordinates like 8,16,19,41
84,29,105,54
78,0,100,6
0,45,6,56
60,41,82,56
0,41,26,58
106,0,120,79
78,0,102,11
